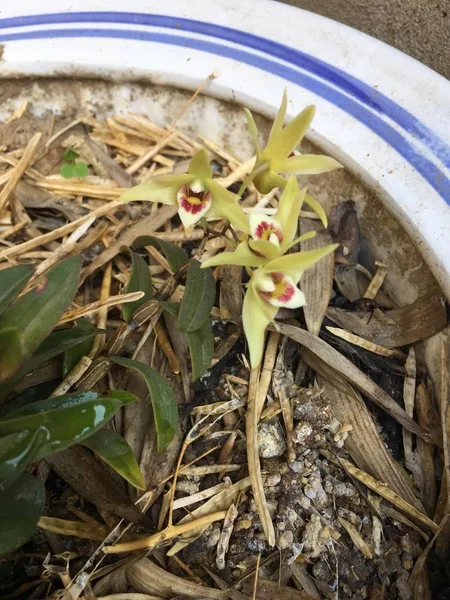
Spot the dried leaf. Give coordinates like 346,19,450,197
38,515,111,542
338,516,373,558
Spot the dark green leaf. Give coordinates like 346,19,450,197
82,428,145,489
0,264,34,317
0,472,45,556
0,256,82,362
63,148,80,162
178,260,215,333
123,250,153,321
110,356,177,452
62,319,99,376
72,162,89,178
0,427,49,489
186,319,214,381
160,301,180,316
0,327,23,381
0,390,136,459
131,235,188,272
60,163,75,178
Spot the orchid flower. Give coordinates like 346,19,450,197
245,91,342,194
243,244,338,367
120,149,249,232
201,176,325,267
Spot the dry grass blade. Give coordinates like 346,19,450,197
409,514,449,589
317,375,424,509
290,564,321,600
173,480,232,510
97,594,163,600
436,330,450,557
242,577,314,600
403,348,418,477
104,510,227,553
58,291,144,325
327,294,447,348
246,367,276,546
338,516,373,558
323,451,438,532
38,516,111,542
32,177,125,199
204,568,251,600
216,503,238,570
300,219,334,335
127,557,227,599
416,383,437,516
326,326,405,358
274,322,435,443
363,261,387,299
0,132,41,217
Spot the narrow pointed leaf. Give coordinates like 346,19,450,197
267,89,287,147
262,244,338,282
186,319,214,381
265,105,315,161
276,154,342,175
248,239,280,259
160,301,181,316
205,179,250,233
110,356,178,452
132,236,188,272
276,176,304,247
62,319,99,376
0,427,49,489
243,284,277,368
202,241,265,269
0,390,136,459
304,193,329,228
188,149,212,179
0,256,81,362
123,250,153,321
120,174,192,205
178,260,216,333
0,327,23,381
82,428,145,490
0,264,34,317
244,108,262,158
0,473,45,556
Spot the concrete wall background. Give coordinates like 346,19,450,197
279,0,449,80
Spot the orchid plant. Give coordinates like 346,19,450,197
120,92,341,370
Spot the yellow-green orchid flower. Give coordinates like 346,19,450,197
120,149,249,232
201,176,324,268
243,244,338,367
245,91,342,194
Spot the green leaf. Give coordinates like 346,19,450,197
60,163,75,178
0,327,23,381
0,264,34,317
62,319,99,376
186,319,214,381
178,260,216,333
160,301,180,316
0,427,49,489
131,236,188,272
72,162,89,178
82,428,145,490
0,390,136,459
0,472,45,556
123,251,153,321
0,256,82,363
110,356,178,452
63,148,80,162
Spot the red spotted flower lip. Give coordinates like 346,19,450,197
177,183,212,227
259,271,305,308
249,213,283,245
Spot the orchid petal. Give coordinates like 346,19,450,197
188,149,212,180
253,169,287,195
276,154,342,175
205,179,250,233
264,105,315,163
287,230,317,250
248,239,281,259
243,282,277,368
120,174,192,205
244,108,262,159
201,241,266,269
249,213,283,245
177,185,212,228
304,193,328,228
275,176,304,247
262,244,338,283
266,89,287,148
259,273,306,308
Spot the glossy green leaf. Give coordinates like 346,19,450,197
0,390,136,460
122,251,153,321
63,148,79,162
82,428,145,489
110,356,178,452
72,162,89,178
186,319,214,381
0,427,49,489
178,260,216,333
62,319,99,376
0,327,23,381
0,256,82,362
0,264,34,317
132,236,188,272
0,472,45,557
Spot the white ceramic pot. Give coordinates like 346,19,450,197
0,0,449,297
